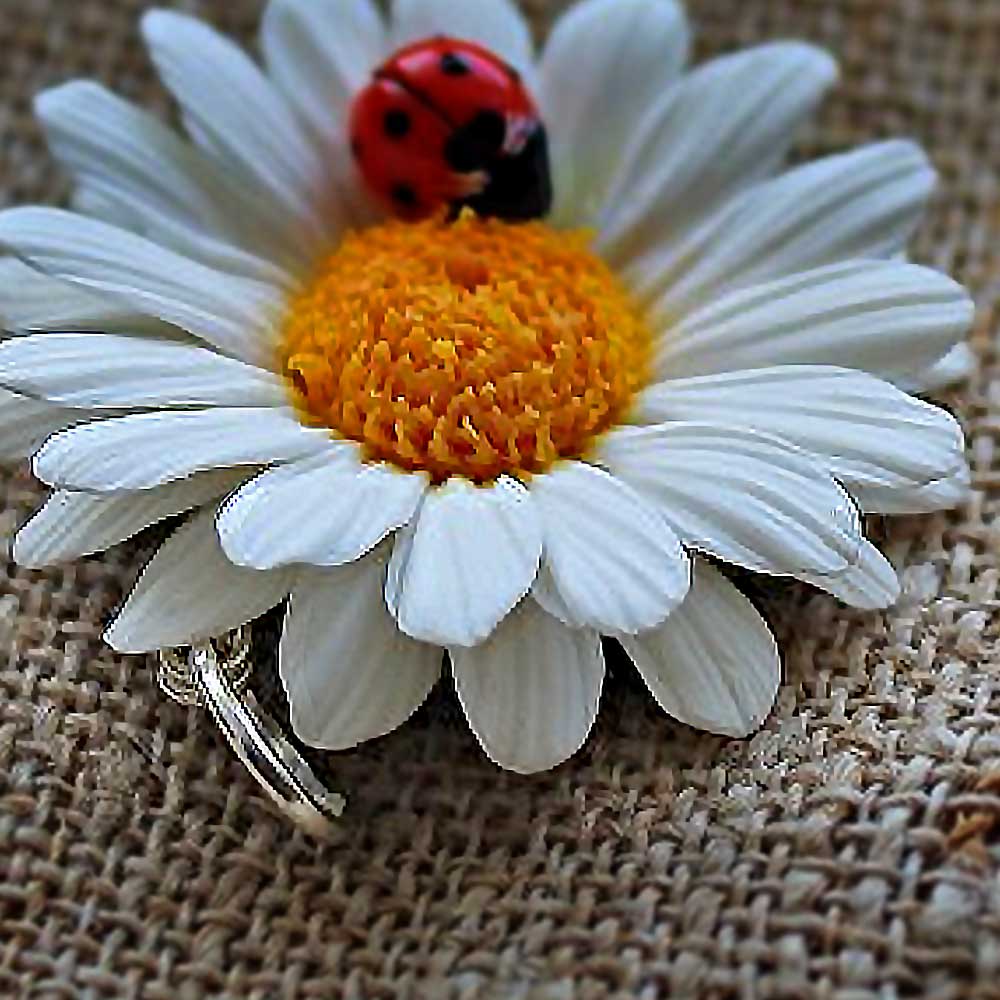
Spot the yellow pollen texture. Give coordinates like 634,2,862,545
279,212,652,484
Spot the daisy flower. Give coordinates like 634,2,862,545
0,0,973,777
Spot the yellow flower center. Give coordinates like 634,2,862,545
278,212,651,484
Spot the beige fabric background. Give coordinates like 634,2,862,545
2,1,1000,997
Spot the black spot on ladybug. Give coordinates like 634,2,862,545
505,62,521,83
440,52,470,76
391,182,419,208
383,108,412,139
350,136,362,160
444,110,507,173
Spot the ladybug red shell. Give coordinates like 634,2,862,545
349,37,553,222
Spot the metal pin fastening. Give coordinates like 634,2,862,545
157,631,345,833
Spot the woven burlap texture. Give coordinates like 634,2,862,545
2,1,1000,998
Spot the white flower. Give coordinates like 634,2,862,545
0,0,973,775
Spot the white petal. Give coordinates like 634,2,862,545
801,541,900,610
34,81,308,275
218,449,427,569
633,366,968,510
653,259,973,384
280,557,441,750
452,598,604,773
620,559,779,737
386,476,542,647
0,207,284,368
597,423,862,577
0,334,286,409
632,141,936,309
142,9,340,248
33,408,330,492
391,0,534,74
261,0,385,147
14,469,246,567
539,0,690,225
529,460,689,634
105,505,292,652
852,467,971,515
0,257,151,334
70,185,135,232
0,388,76,460
598,42,837,262
897,343,976,394
69,184,289,293
75,189,294,287
531,560,586,629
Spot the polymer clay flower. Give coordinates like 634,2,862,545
0,0,973,774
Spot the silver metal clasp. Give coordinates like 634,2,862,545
157,629,345,833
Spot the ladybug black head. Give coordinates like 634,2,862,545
445,112,553,222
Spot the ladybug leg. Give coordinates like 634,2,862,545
452,169,490,198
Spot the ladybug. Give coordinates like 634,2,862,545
348,37,553,222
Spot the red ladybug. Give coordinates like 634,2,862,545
348,37,552,222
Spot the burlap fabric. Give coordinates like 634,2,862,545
2,1,999,997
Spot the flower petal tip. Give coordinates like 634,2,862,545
782,40,840,84
286,705,362,753
102,622,138,655
140,7,183,38
10,538,39,571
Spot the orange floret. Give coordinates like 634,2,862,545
279,211,651,483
